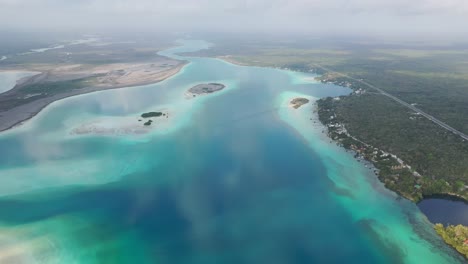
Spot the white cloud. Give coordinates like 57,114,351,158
0,0,467,38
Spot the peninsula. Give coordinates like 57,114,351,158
0,41,187,133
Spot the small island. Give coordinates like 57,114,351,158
187,83,226,97
141,112,163,118
140,111,167,126
290,97,310,109
143,120,153,126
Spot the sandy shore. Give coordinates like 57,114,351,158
0,62,187,133
217,55,247,66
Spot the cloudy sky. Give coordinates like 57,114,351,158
1,0,468,39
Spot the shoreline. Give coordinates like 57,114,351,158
312,72,468,259
217,56,468,202
420,193,468,205
280,89,468,262
277,90,464,264
0,62,188,133
216,56,248,66
164,55,466,207
314,92,468,204
218,57,407,198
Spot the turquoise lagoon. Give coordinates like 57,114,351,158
0,40,464,263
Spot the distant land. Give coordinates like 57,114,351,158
0,38,187,132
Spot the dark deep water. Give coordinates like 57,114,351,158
418,198,468,226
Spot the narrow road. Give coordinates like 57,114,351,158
313,64,468,141
315,64,468,140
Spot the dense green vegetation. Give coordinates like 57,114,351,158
21,78,89,94
0,78,91,112
434,224,468,259
141,112,163,118
317,95,468,201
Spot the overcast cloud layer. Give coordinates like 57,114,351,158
1,0,468,39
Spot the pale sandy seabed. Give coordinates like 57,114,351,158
70,110,173,136
68,82,228,137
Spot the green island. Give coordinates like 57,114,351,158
187,37,468,257
141,112,163,118
140,111,166,126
